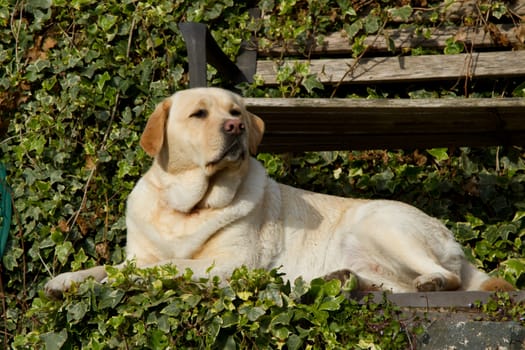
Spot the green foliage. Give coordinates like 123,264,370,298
14,265,421,349
0,0,524,348
444,37,464,55
473,292,525,323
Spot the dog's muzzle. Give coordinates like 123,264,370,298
208,119,247,166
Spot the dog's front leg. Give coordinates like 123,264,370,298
44,265,107,299
44,257,244,298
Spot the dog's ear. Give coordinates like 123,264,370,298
247,112,265,155
140,98,172,156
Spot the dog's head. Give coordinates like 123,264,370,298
140,88,265,176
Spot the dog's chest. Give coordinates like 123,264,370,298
151,206,216,241
126,189,216,263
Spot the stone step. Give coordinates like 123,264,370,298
353,291,525,350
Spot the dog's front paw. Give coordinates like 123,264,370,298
44,271,87,299
414,273,446,292
44,266,109,298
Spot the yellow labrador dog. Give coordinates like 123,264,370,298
45,87,513,297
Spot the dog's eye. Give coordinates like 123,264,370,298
230,109,242,117
190,109,208,119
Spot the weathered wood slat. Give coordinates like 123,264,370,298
245,97,525,152
259,24,525,56
256,50,525,85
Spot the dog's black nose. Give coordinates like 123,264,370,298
223,119,245,135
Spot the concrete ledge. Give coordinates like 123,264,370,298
418,319,525,350
354,291,525,308
352,291,525,349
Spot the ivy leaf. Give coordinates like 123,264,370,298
272,326,290,340
31,0,52,8
287,334,303,350
258,0,275,12
71,248,88,271
364,15,380,34
55,241,74,265
426,148,449,162
67,300,89,323
483,223,517,244
371,169,396,193
150,329,169,349
453,223,479,242
337,0,356,16
444,38,463,54
512,211,525,222
182,294,202,308
491,2,507,19
98,288,125,309
259,284,283,307
161,300,183,317
40,329,68,350
221,312,238,328
319,296,343,311
239,305,266,321
2,247,23,271
322,279,341,297
270,310,293,327
500,258,525,277
107,315,126,330
343,19,362,40
512,81,525,97
237,290,253,301
301,74,324,94
98,14,117,32
223,335,237,350
465,214,485,228
291,277,309,299
206,316,222,341
389,5,413,21
96,72,111,92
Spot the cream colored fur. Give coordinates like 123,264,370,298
45,87,514,297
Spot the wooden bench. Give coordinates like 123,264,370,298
179,3,525,153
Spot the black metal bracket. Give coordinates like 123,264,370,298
178,9,260,88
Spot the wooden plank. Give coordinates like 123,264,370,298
244,98,525,151
245,97,525,131
259,24,525,56
257,132,525,152
256,50,525,85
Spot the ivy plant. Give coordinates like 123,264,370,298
13,265,424,349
